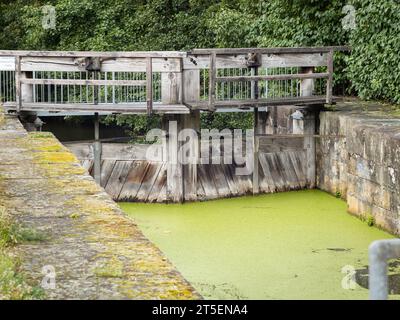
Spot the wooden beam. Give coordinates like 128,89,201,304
161,72,182,105
189,46,351,55
5,102,190,114
0,56,15,71
146,57,153,116
184,53,329,70
20,78,147,86
182,69,200,104
182,111,200,202
0,50,187,58
15,56,21,112
188,95,332,109
20,57,182,73
208,52,216,111
326,50,334,104
216,72,329,83
93,112,102,185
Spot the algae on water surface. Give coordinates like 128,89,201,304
121,190,396,300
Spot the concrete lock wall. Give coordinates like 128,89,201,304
318,110,400,235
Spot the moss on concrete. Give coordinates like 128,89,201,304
0,116,200,299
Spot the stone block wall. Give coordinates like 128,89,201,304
318,109,400,235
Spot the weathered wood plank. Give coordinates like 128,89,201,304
196,173,207,201
189,46,350,55
253,134,259,194
66,143,154,161
182,111,200,201
209,165,231,198
221,164,239,195
262,53,328,68
208,52,216,111
147,163,167,203
15,56,21,112
184,53,331,70
136,162,162,201
81,159,93,173
182,69,200,103
326,50,334,104
197,164,219,199
146,57,153,115
104,160,132,199
119,161,149,201
216,72,328,83
259,153,276,192
20,57,182,72
100,160,116,188
161,72,182,105
188,95,333,109
7,102,190,114
20,78,147,86
0,56,15,71
287,150,307,188
0,50,186,58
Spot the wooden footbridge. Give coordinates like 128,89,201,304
0,46,350,202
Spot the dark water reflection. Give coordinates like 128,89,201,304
356,259,400,294
41,116,129,142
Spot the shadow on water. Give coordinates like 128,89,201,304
356,259,400,294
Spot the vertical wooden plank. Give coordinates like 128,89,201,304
21,71,33,105
303,113,316,188
182,110,200,201
183,69,200,103
93,112,102,185
119,161,150,201
272,106,278,134
209,164,231,198
258,152,275,193
147,163,167,203
300,67,315,97
165,115,184,202
197,163,219,200
15,56,21,112
253,116,260,194
104,160,132,200
161,72,181,105
146,57,153,115
208,52,216,111
326,50,334,104
100,160,116,188
136,163,163,201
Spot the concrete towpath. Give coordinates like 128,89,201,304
0,109,200,299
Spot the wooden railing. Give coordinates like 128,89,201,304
0,46,349,114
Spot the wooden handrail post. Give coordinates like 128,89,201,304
326,50,334,104
208,52,216,111
15,56,21,112
252,66,260,194
93,112,102,186
146,57,153,116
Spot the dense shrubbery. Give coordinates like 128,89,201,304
1,0,399,134
346,0,400,104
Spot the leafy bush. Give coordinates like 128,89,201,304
346,0,400,104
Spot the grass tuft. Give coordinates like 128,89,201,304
0,206,45,299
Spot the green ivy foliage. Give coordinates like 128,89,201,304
346,0,400,104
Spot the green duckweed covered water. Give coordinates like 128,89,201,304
120,190,396,300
